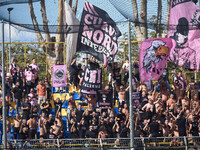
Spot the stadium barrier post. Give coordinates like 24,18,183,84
57,138,60,148
128,19,134,150
1,20,7,149
141,137,146,150
184,136,188,150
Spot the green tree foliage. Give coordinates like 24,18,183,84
148,15,164,38
116,24,140,63
7,44,47,78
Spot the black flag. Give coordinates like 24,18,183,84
77,1,121,65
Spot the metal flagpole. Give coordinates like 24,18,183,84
2,20,7,149
128,19,134,150
195,72,197,82
8,8,13,65
85,54,88,67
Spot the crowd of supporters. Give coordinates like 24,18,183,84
0,57,200,148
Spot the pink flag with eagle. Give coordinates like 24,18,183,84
168,0,200,71
139,38,176,82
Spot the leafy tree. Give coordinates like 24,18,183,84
7,44,47,77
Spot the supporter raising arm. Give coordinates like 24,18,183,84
114,80,129,108
10,110,22,139
170,108,188,138
81,93,97,109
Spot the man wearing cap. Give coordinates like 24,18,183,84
169,17,196,70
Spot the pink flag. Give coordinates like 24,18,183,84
168,0,200,71
139,38,176,82
52,65,67,87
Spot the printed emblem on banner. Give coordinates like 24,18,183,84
55,69,65,80
143,40,169,74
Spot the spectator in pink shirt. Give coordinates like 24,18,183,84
28,88,38,107
30,59,39,87
9,59,18,83
25,66,35,94
24,61,30,73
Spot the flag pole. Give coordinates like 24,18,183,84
1,20,7,149
128,19,134,150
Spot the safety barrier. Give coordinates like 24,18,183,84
2,136,200,149
3,42,66,78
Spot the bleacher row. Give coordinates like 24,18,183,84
0,85,120,142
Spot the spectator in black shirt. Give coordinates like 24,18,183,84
176,114,187,137
54,97,65,114
78,65,85,79
44,77,51,100
41,99,52,116
47,114,55,130
31,106,38,119
189,116,199,136
111,62,122,86
107,117,115,138
13,82,24,114
21,98,31,120
77,64,82,86
18,124,31,148
88,57,99,70
69,118,79,138
116,107,126,126
85,125,96,138
133,60,140,81
78,65,86,87
148,117,160,137
78,118,87,138
76,104,84,123
119,123,129,138
70,58,78,90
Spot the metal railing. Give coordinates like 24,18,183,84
1,136,200,149
2,42,66,78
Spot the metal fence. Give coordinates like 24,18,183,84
3,42,66,78
1,137,200,150
2,41,200,82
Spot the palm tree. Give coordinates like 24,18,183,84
131,0,147,41
28,0,78,68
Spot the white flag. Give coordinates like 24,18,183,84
64,1,80,67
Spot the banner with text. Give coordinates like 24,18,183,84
52,65,67,87
77,1,121,65
132,92,141,110
81,68,102,94
98,89,113,109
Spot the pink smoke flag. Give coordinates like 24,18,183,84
139,38,176,82
52,65,67,87
168,0,200,71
